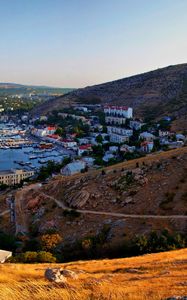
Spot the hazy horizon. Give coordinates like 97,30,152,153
1,0,187,88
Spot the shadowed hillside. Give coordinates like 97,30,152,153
32,64,187,128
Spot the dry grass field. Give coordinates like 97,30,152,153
0,249,186,300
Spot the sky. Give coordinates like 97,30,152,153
0,0,187,88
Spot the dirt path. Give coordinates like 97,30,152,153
40,192,187,220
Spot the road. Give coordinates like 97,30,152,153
40,192,187,220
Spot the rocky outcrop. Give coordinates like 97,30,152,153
66,190,90,208
44,268,78,283
45,268,67,283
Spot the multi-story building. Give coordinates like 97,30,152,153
0,169,34,186
107,126,133,136
105,116,126,125
104,105,133,120
107,126,133,144
32,126,57,137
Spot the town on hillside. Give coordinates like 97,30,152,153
0,102,186,186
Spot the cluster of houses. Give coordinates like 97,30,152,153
28,104,187,176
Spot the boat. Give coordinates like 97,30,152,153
29,156,37,160
30,165,36,169
38,159,47,164
17,161,25,166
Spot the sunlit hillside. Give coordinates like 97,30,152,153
0,249,186,300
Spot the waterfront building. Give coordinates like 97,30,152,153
0,169,34,186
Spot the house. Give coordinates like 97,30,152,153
176,134,185,141
81,156,95,167
129,120,143,130
32,126,57,137
45,134,60,143
139,132,155,141
109,146,118,153
61,161,86,176
103,152,115,162
78,144,92,156
0,250,12,263
140,141,154,153
159,130,170,137
75,106,88,112
120,144,136,153
61,139,77,148
78,138,90,145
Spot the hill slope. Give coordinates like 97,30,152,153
4,147,186,256
32,64,187,125
0,249,186,300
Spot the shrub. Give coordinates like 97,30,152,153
10,251,56,263
39,233,62,252
63,209,81,219
133,230,186,254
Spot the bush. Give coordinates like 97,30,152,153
63,209,81,219
133,230,186,254
10,251,56,263
39,233,62,252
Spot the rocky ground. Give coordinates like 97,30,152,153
4,147,185,248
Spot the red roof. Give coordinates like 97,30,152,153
79,144,92,150
141,141,153,146
47,134,59,139
47,126,56,131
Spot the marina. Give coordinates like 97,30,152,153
0,123,66,171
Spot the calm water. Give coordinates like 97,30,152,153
0,147,65,171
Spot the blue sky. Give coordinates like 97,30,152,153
0,0,187,87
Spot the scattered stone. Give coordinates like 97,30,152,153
45,268,67,283
45,268,78,283
61,269,78,279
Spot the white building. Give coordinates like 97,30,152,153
33,126,57,137
61,161,86,176
0,169,34,186
82,156,95,166
104,105,133,118
140,141,154,153
61,139,77,148
159,130,170,137
105,116,126,125
107,126,133,136
107,126,133,144
103,152,115,162
109,133,129,144
120,144,136,153
139,132,155,141
0,250,12,263
130,120,143,130
78,144,92,156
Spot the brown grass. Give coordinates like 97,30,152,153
0,249,187,300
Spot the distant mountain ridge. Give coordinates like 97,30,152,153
32,64,187,129
0,83,75,96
